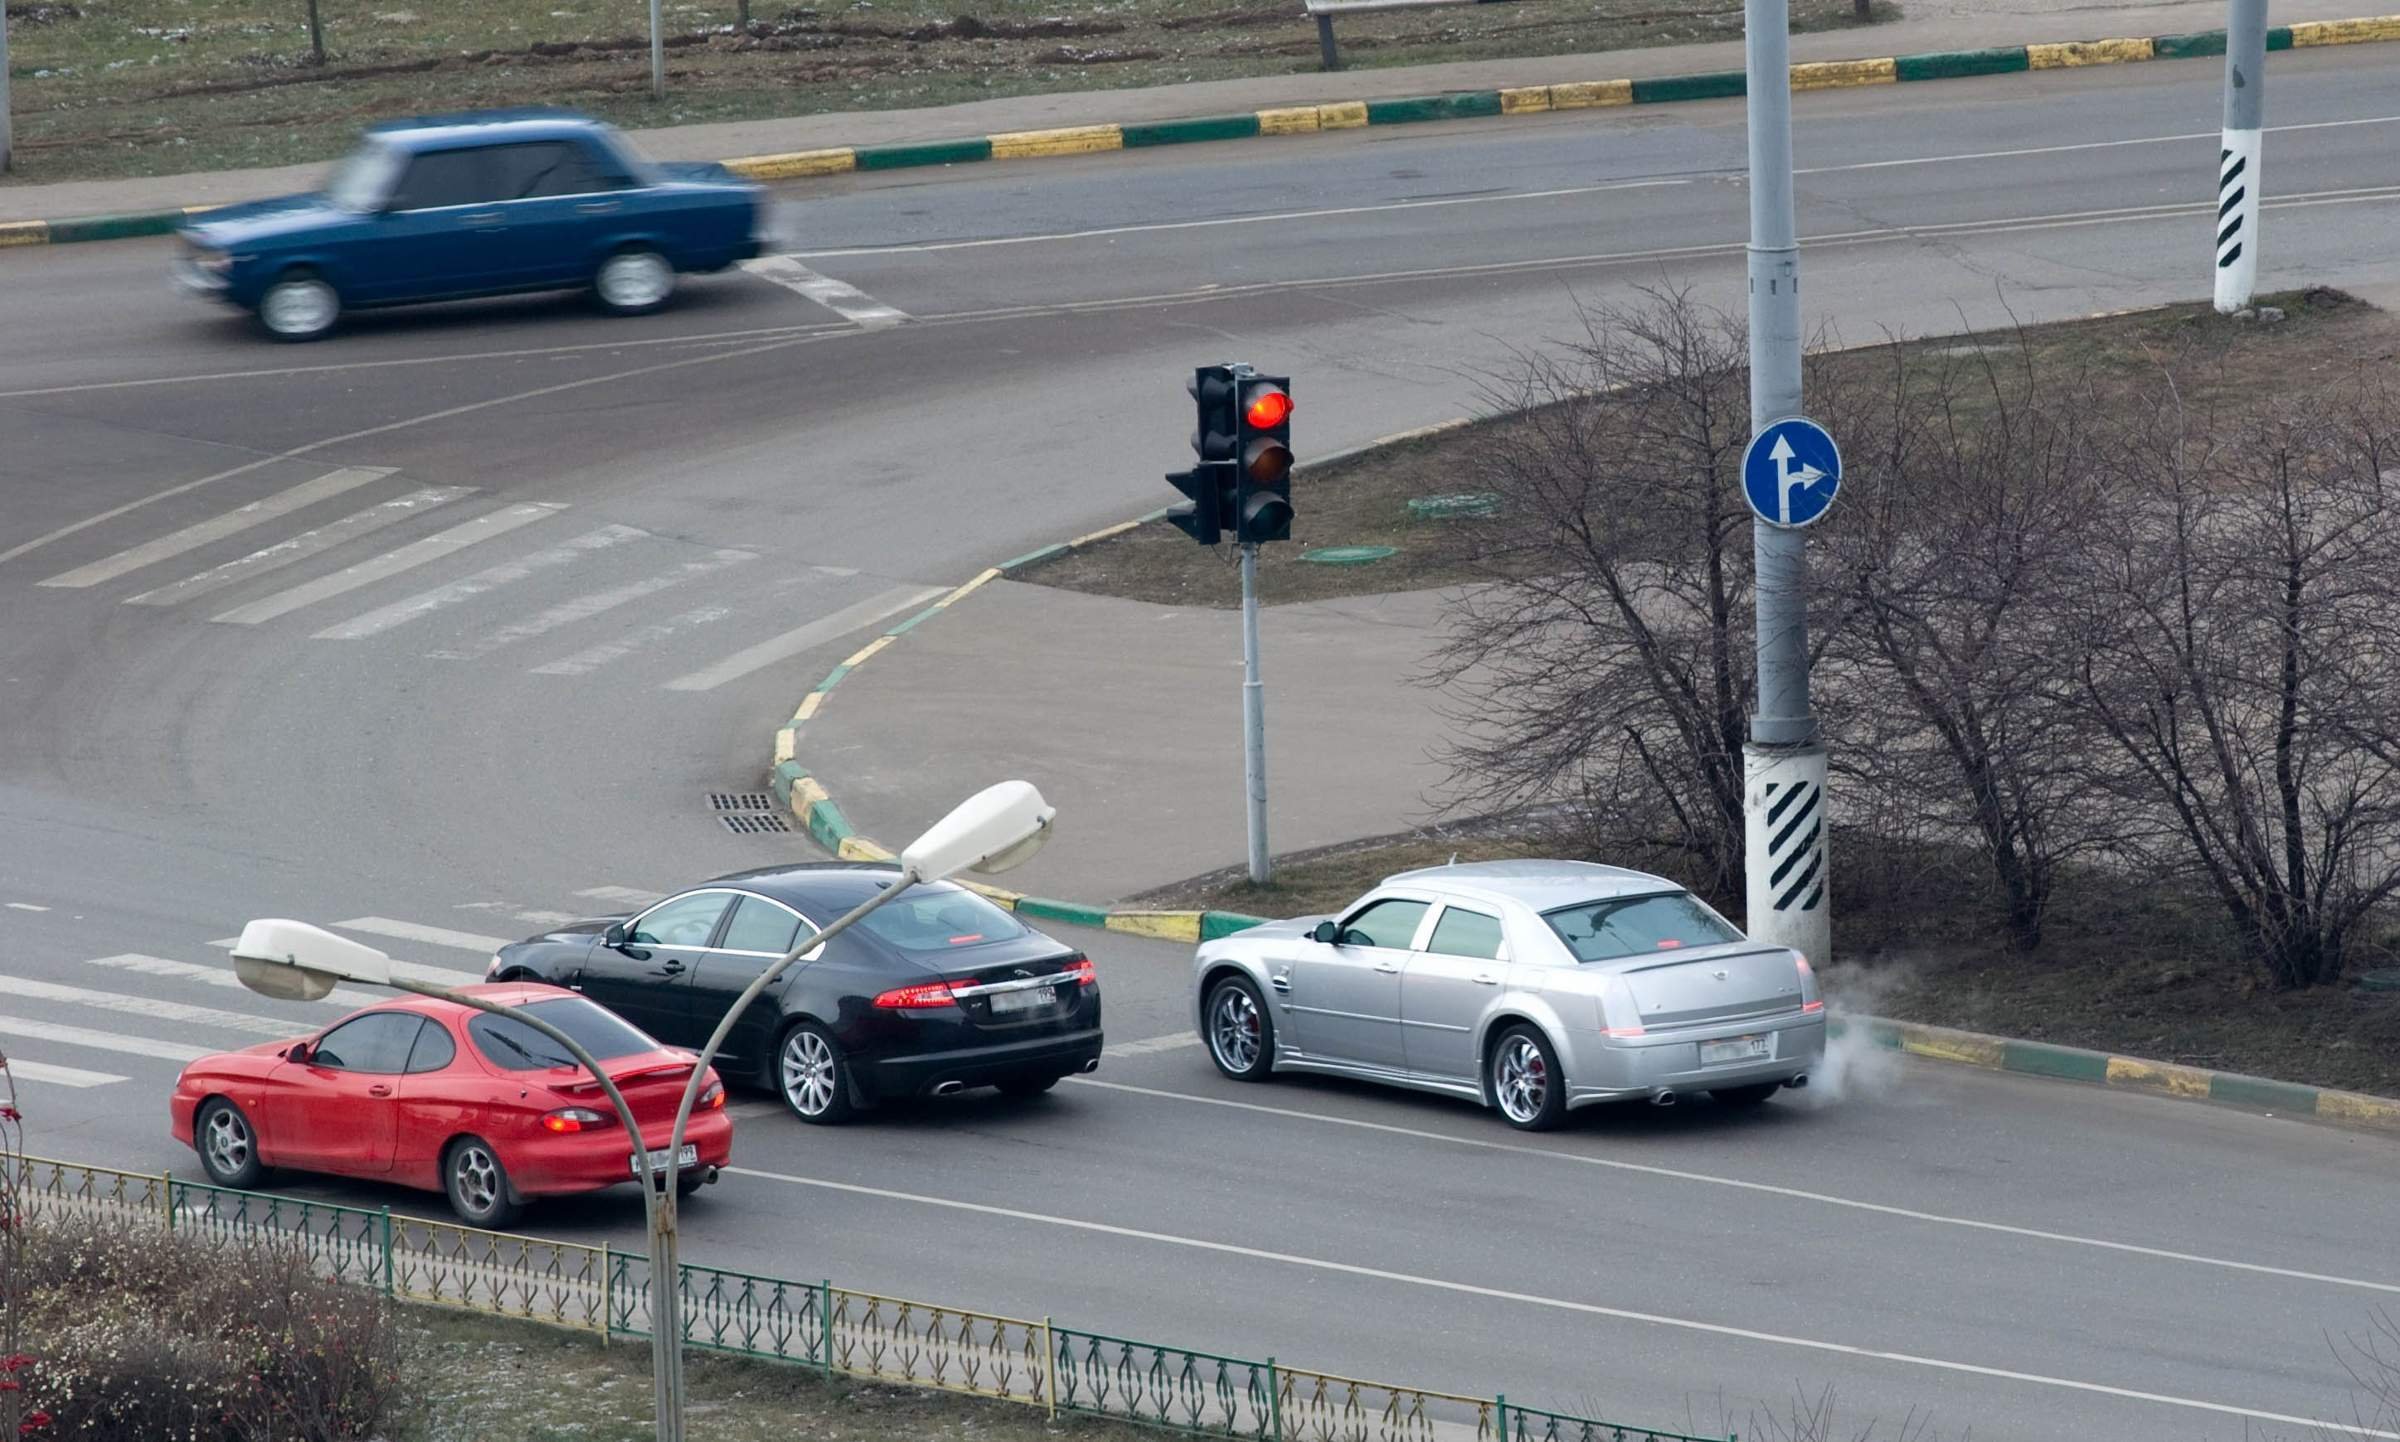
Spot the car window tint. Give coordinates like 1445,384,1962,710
469,999,655,1072
1425,906,1503,960
719,895,810,955
1339,899,1430,950
310,1012,425,1073
629,892,731,948
404,1019,457,1074
488,141,616,199
388,148,497,210
1543,892,1743,963
856,885,1030,956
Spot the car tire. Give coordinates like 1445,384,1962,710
256,269,341,343
443,1136,522,1229
593,247,675,316
995,1073,1060,1098
1203,975,1276,1082
195,1098,267,1189
1710,1082,1782,1109
777,1021,857,1126
1488,1024,1567,1132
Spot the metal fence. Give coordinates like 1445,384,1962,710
11,1154,1727,1442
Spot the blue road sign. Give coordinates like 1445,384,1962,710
1742,417,1842,529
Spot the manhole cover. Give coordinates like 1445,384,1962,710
710,792,778,812
1407,492,1500,520
719,812,792,835
1301,545,1398,566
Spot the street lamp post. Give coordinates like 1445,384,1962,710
231,780,1056,1442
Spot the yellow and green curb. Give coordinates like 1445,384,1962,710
10,15,2400,250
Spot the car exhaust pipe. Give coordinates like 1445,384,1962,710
1648,1088,1677,1107
931,1080,966,1096
1784,1074,1810,1091
701,1165,721,1186
1079,1057,1099,1073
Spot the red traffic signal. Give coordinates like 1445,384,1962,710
1244,387,1293,430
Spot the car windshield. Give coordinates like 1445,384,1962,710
1543,892,1741,962
467,998,656,1071
323,140,404,212
857,885,1032,954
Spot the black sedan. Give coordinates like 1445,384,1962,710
484,864,1102,1123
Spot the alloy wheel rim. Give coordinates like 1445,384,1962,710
204,1109,250,1176
599,252,671,309
263,280,335,336
1210,988,1260,1072
454,1146,501,1216
1495,1037,1547,1123
782,1031,836,1116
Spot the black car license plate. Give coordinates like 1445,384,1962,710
989,986,1056,1014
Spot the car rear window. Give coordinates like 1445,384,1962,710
469,998,656,1071
857,886,1031,955
1543,893,1742,963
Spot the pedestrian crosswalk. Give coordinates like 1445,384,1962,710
2,459,944,692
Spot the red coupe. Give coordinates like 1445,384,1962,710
170,982,734,1227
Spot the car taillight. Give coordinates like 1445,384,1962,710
1601,1025,1648,1038
701,1080,725,1110
540,1107,607,1133
1795,953,1824,1011
1061,956,1096,987
874,979,969,1010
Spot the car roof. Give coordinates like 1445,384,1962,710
364,107,608,150
351,982,581,1019
1379,859,1680,912
685,861,917,913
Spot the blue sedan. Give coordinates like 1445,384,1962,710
176,110,767,341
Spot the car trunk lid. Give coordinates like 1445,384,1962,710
547,1050,704,1127
1618,943,1804,1028
907,937,1091,1034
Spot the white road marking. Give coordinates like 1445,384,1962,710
742,256,911,328
206,934,482,988
729,1162,2400,1440
1070,1078,2400,1297
38,466,394,589
210,502,565,626
0,1058,131,1088
311,523,647,640
426,549,758,661
1108,1033,1202,1057
1793,111,2400,178
334,917,511,954
726,1101,783,1121
82,952,378,1009
662,584,945,693
456,903,583,927
125,486,474,607
577,887,661,907
531,603,733,676
6,902,48,912
0,976,300,1038
0,1015,214,1064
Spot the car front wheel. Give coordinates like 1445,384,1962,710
594,247,675,315
1488,1025,1566,1132
196,1098,266,1188
443,1136,521,1228
1203,976,1275,1082
257,270,341,342
778,1022,856,1125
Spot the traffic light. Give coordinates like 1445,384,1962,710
1165,364,1241,545
1234,374,1294,544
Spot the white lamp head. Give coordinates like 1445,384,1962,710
231,918,395,1001
900,780,1056,883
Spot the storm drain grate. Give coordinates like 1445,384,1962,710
720,813,792,835
711,792,790,834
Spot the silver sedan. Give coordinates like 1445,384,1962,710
1189,860,1824,1130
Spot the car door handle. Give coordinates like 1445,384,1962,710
1372,960,1403,974
367,1084,392,1097
577,201,621,214
1472,973,1501,986
658,959,685,975
459,211,504,227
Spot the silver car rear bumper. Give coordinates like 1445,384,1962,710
1566,1012,1825,1107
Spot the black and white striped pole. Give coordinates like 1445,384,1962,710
2215,0,2267,313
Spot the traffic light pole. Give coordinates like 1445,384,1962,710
1240,543,1271,885
1741,0,1831,963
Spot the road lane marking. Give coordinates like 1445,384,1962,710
0,1059,130,1088
311,523,647,640
1792,111,2400,178
38,466,394,589
207,935,482,988
728,1162,2398,1439
125,486,474,607
334,917,510,954
532,603,733,676
6,902,48,912
0,977,301,1038
576,887,660,908
81,952,377,1009
210,503,565,626
661,584,945,692
456,903,583,927
726,1101,783,1121
426,549,757,661
0,1016,213,1064
1109,1033,1203,1057
1069,1078,2400,1297
741,256,911,328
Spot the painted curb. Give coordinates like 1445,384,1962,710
10,14,2400,248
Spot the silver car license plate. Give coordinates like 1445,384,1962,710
1700,1035,1772,1066
630,1144,699,1178
989,986,1056,1014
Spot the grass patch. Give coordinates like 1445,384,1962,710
1020,288,2400,609
0,0,1889,186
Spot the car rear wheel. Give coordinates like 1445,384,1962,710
594,247,675,315
196,1098,266,1188
1203,975,1275,1082
257,270,341,343
1489,1025,1566,1132
1710,1082,1782,1109
444,1136,521,1229
995,1073,1060,1098
778,1022,856,1125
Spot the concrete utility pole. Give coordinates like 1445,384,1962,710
649,0,666,100
1,3,14,176
2214,0,2267,313
1741,0,1832,963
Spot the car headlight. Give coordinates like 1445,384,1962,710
189,247,234,276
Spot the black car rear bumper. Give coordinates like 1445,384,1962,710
864,1028,1103,1101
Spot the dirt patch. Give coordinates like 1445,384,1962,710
0,0,1887,185
1019,289,2398,609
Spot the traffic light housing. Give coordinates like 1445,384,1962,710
1234,374,1294,544
1166,364,1241,545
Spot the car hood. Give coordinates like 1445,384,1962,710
181,193,356,248
516,915,626,944
1221,915,1327,944
653,159,749,188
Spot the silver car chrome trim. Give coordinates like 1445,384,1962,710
947,972,1069,998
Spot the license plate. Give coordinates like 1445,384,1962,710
1700,1035,1772,1066
988,986,1056,1014
630,1144,699,1178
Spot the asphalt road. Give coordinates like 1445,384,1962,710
2,46,2398,1441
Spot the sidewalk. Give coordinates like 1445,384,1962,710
0,0,2379,225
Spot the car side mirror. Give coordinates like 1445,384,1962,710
604,922,627,948
286,1041,313,1064
1310,920,1339,945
